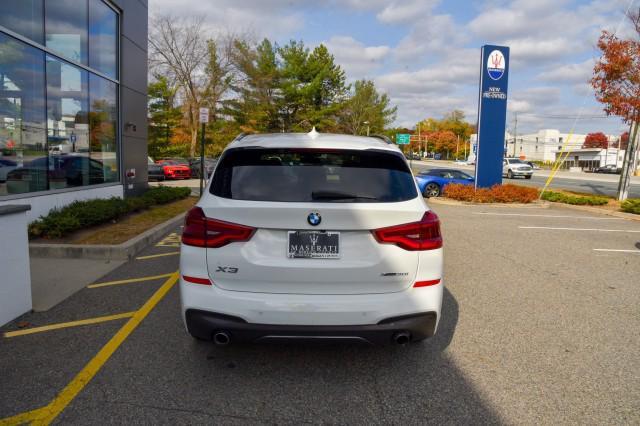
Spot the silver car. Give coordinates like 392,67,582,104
502,158,533,179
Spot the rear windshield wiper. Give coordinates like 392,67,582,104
311,191,378,201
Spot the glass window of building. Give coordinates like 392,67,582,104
45,0,88,65
0,0,44,44
89,0,117,79
46,55,91,189
0,33,47,196
89,74,118,183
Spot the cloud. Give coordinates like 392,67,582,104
322,36,390,79
537,59,595,84
376,49,479,97
393,14,465,60
149,0,304,38
376,0,439,24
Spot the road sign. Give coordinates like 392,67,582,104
199,107,209,123
474,45,510,188
396,133,411,145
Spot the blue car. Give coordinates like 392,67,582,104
415,168,475,197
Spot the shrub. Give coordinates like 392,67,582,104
540,190,609,206
443,183,539,203
621,199,640,214
29,186,192,239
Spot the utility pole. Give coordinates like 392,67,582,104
456,134,460,159
198,108,209,196
618,121,639,200
512,112,518,157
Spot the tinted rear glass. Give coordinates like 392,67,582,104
211,148,417,202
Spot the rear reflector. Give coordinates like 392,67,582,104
182,275,212,285
372,211,443,251
182,207,256,248
413,279,441,288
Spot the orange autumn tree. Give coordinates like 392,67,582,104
591,9,640,200
582,132,609,149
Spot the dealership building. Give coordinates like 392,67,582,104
0,0,148,220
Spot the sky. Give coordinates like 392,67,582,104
149,0,637,136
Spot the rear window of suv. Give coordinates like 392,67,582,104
210,148,418,202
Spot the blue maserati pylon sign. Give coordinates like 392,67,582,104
474,45,510,188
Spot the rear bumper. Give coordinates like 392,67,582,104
185,309,437,345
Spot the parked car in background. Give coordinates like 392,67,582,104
6,155,116,194
594,164,621,174
409,153,422,161
415,168,474,197
502,158,533,179
147,157,165,181
190,158,218,178
156,159,191,180
0,158,18,182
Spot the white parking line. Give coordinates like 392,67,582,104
519,226,640,233
474,212,622,220
593,249,640,254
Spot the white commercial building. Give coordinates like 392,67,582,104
468,129,635,171
507,129,618,163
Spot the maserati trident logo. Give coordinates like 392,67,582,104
307,212,321,226
309,233,319,246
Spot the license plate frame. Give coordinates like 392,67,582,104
287,231,340,259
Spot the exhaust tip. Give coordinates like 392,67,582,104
393,331,411,345
213,331,231,346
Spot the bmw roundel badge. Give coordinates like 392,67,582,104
307,212,321,226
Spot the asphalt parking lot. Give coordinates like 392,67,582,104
1,202,639,424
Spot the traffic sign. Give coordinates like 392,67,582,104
396,133,411,145
199,107,209,123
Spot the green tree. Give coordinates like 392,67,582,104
278,41,348,132
339,80,397,136
226,38,281,133
147,75,182,159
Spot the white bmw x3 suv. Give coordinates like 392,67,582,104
179,130,444,345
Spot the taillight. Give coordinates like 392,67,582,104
372,211,442,251
181,207,255,248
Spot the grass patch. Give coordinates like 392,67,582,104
443,183,539,203
71,197,197,244
540,190,609,206
621,199,640,215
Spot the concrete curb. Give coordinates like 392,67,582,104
29,212,186,261
427,197,550,209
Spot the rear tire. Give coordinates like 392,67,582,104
525,175,532,180
507,170,513,179
423,183,441,197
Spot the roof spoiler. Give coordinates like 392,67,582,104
233,133,249,142
370,134,394,144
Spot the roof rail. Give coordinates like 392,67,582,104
370,134,393,144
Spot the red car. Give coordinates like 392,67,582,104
156,160,192,179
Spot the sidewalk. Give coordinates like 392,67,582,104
30,257,125,311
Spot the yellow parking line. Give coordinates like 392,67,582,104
0,271,180,425
87,272,174,288
3,312,135,338
136,251,180,260
0,406,48,425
